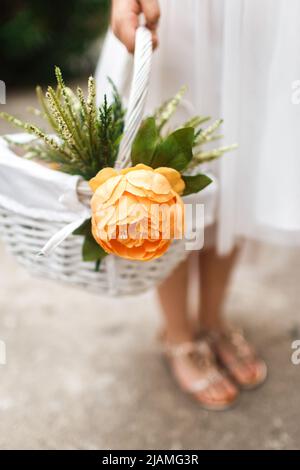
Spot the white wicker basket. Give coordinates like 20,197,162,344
0,27,217,296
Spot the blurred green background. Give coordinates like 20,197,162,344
0,0,109,86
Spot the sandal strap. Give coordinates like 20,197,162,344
209,327,256,362
161,337,230,395
163,339,212,359
188,370,224,393
162,338,226,392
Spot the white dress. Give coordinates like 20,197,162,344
96,0,300,254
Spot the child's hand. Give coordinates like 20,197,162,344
111,0,160,53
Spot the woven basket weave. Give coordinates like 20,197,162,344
0,27,217,296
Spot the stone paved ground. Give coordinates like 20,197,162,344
0,87,299,450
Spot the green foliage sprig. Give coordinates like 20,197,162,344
131,87,237,195
0,67,125,267
0,67,125,180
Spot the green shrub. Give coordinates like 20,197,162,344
0,0,109,86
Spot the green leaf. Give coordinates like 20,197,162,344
73,218,91,236
73,218,107,264
131,117,159,166
151,127,194,171
82,233,107,262
182,174,212,196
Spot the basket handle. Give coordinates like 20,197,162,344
114,26,153,169
77,26,153,199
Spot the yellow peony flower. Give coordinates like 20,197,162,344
89,164,185,261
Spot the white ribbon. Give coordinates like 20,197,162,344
38,214,90,257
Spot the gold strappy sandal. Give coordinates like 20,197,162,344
208,327,267,390
161,338,239,411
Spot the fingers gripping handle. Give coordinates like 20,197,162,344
115,26,153,169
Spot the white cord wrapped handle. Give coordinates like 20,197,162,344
115,26,153,169
78,26,153,199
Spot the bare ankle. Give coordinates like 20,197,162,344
198,317,226,334
163,328,194,346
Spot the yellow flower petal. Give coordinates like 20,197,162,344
154,167,185,195
102,177,127,208
91,175,122,206
144,189,174,203
120,163,153,175
115,195,147,224
89,167,117,192
125,181,147,197
126,170,155,190
94,205,115,229
151,172,172,195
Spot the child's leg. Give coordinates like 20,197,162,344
157,256,238,409
198,246,240,331
158,258,193,344
198,246,267,388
